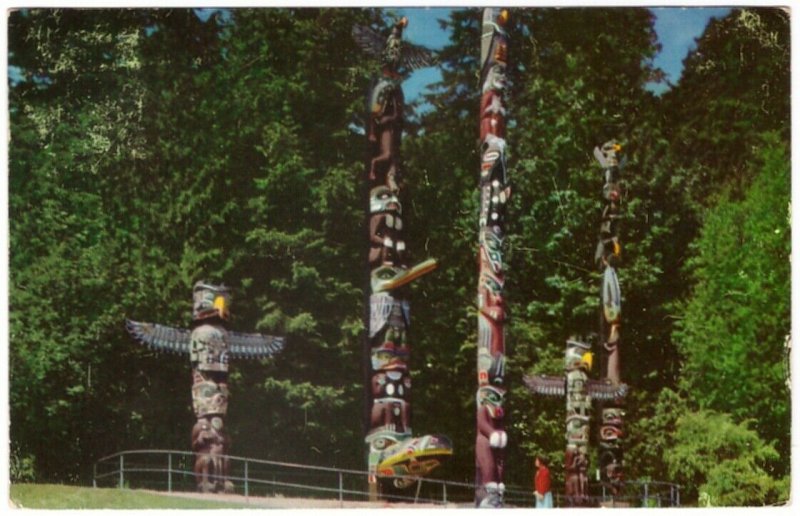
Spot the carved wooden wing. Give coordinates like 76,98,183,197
586,379,629,400
523,375,566,397
126,319,191,354
401,42,436,71
352,24,385,58
352,24,436,71
227,332,285,360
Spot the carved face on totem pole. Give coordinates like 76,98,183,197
594,140,622,168
564,340,593,372
477,384,505,420
369,186,405,267
193,282,231,322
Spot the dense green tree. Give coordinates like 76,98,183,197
627,388,788,506
661,8,790,209
672,135,790,474
9,9,181,482
667,409,785,506
8,7,382,482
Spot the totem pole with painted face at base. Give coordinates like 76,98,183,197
474,8,511,508
127,282,285,493
353,17,452,498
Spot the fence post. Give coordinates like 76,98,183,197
244,460,249,498
168,453,172,493
338,471,343,507
119,454,124,489
93,462,97,488
676,485,680,507
443,482,447,505
642,481,649,508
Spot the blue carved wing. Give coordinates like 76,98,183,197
227,332,285,360
126,319,191,354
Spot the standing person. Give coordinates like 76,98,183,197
534,456,553,508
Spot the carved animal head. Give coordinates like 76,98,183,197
193,281,231,322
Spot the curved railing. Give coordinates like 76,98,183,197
93,449,681,507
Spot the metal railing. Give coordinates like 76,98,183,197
93,449,534,506
93,449,680,507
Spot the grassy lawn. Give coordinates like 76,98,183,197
9,484,254,509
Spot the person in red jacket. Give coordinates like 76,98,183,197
534,456,553,508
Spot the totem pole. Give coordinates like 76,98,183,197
593,140,626,495
525,339,627,506
126,282,285,493
352,18,452,496
475,8,510,508
524,141,629,506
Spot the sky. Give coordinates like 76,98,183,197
397,6,732,101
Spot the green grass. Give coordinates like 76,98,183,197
9,484,254,509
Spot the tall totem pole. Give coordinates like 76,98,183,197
593,140,626,496
126,282,285,493
523,141,629,506
353,18,452,497
475,8,510,509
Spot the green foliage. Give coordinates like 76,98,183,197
673,135,791,471
666,410,783,506
629,389,788,506
8,7,381,481
626,388,688,482
661,8,790,208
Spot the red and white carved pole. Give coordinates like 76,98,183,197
475,8,510,509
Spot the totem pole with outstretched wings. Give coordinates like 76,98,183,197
127,281,284,493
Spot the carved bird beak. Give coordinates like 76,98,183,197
214,296,228,318
581,352,593,370
498,10,509,25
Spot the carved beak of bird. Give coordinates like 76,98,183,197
214,296,229,319
498,9,510,25
613,144,622,152
581,352,593,371
399,17,408,29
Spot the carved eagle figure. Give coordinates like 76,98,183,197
352,18,437,73
126,319,285,360
523,374,629,401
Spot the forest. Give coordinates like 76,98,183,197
7,7,790,506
